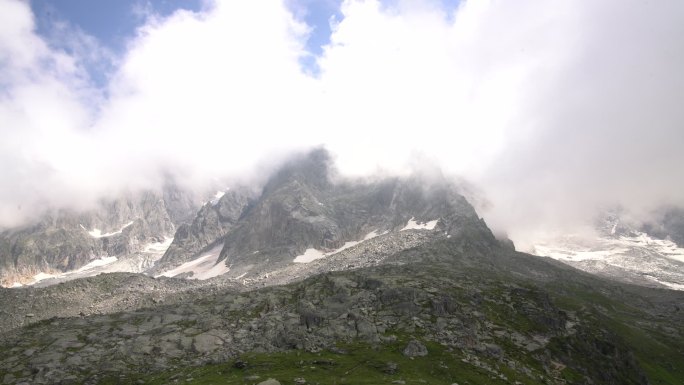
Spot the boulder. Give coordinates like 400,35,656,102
402,339,428,357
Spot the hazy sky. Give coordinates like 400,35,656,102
1,0,683,245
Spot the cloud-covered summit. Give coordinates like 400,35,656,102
1,0,683,245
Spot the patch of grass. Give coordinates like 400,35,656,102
549,283,684,385
97,337,547,385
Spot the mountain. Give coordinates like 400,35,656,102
151,149,492,282
0,219,682,384
0,185,200,287
641,207,684,248
148,187,256,276
0,150,682,384
532,208,684,290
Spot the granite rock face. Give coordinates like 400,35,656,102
149,187,255,275
0,186,198,286
152,149,494,279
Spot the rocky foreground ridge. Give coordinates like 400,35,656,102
0,224,682,384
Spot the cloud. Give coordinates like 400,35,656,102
0,0,101,225
0,0,683,247
475,0,684,244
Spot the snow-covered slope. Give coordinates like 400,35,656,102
13,237,174,288
293,229,391,263
533,231,684,290
0,185,199,287
156,244,228,280
83,221,135,238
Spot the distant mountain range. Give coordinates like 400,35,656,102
532,208,684,290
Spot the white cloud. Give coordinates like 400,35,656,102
0,0,101,226
0,0,683,247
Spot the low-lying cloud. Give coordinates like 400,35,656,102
1,0,683,246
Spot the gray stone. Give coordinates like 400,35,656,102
2,373,15,385
193,332,224,354
256,379,281,385
485,343,503,358
402,340,428,357
384,362,399,374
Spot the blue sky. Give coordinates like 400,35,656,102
28,0,462,80
29,1,460,53
31,0,204,52
29,0,344,78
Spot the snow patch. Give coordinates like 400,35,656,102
401,217,439,231
364,230,388,240
33,272,56,282
293,248,326,263
533,245,630,262
77,256,118,271
4,236,176,288
157,245,229,280
619,233,684,263
143,237,174,253
533,231,684,290
294,230,389,263
86,221,135,238
210,190,226,205
656,280,684,291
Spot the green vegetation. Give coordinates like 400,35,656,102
99,337,538,385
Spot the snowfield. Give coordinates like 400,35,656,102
157,244,229,280
293,229,390,263
6,237,174,288
401,217,439,231
533,231,684,290
83,221,135,238
293,248,326,263
293,219,440,264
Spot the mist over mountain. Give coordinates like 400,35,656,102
1,1,684,383
1,0,683,247
0,0,684,385
0,148,682,385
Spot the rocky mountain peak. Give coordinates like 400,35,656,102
262,148,334,195
148,149,497,281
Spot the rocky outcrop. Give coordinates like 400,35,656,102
0,272,235,333
149,187,255,275
161,181,203,226
0,249,675,385
0,190,189,286
153,149,494,278
641,206,684,247
402,339,428,357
